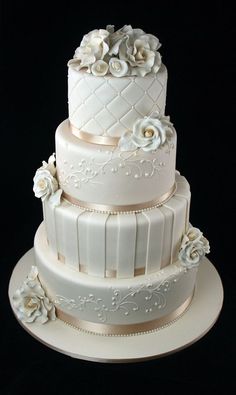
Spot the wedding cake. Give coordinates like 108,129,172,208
13,26,210,335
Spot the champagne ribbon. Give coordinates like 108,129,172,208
57,256,146,277
63,183,177,214
56,293,193,336
79,264,145,277
71,124,120,146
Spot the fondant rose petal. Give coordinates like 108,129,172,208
118,131,137,151
49,189,63,207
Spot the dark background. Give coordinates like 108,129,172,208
1,1,235,394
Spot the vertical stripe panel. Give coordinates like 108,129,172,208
61,205,80,268
76,210,87,268
54,205,64,258
116,214,137,278
164,197,187,263
106,215,118,272
87,212,108,277
78,211,93,270
175,181,191,232
142,210,165,274
159,205,174,268
135,213,149,269
44,200,57,256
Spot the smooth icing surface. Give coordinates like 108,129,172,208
56,119,176,206
43,173,190,278
68,65,167,137
35,222,197,325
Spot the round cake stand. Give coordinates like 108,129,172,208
9,248,223,363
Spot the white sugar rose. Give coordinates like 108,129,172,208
108,25,133,56
179,228,210,269
119,113,173,152
68,29,109,71
152,52,162,74
33,153,62,205
91,60,109,76
109,58,128,77
117,26,162,76
41,153,57,176
13,266,56,324
33,168,58,200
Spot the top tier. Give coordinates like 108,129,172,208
68,25,167,137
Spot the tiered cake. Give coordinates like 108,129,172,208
13,26,210,335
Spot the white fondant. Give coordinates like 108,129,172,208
116,214,136,278
68,65,167,137
56,120,176,206
106,215,119,271
42,174,190,278
87,212,107,277
142,209,164,273
34,223,197,325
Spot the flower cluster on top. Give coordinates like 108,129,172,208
33,153,62,207
178,227,210,269
68,25,162,77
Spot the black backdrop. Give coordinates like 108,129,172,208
1,1,235,394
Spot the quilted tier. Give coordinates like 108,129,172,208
68,64,167,137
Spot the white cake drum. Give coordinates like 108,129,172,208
56,120,176,207
43,173,190,279
68,65,167,137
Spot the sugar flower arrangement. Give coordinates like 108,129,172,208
179,227,210,269
119,113,173,152
13,266,56,324
33,153,62,207
68,25,162,77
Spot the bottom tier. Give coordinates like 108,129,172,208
34,223,197,334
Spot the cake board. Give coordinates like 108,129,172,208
8,248,223,363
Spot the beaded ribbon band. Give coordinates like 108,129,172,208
62,183,177,214
71,123,120,146
56,293,193,336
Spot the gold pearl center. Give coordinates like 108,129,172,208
38,179,46,189
144,128,154,138
25,297,37,309
188,232,196,241
113,62,121,71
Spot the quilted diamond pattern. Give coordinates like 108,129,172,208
121,83,144,105
68,65,167,137
107,96,131,119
